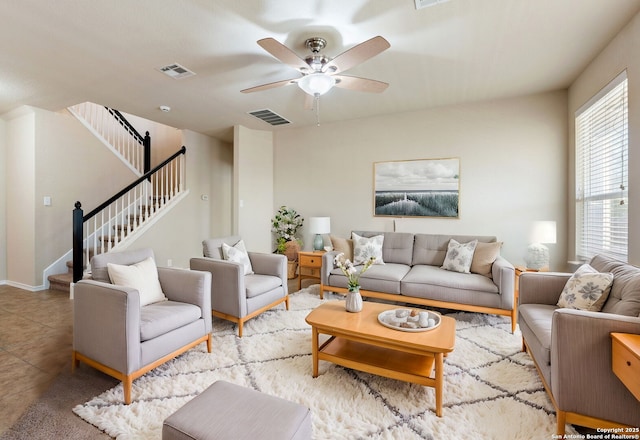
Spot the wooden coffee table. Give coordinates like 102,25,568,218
305,301,456,417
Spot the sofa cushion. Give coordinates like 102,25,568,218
330,235,354,260
519,303,557,368
442,239,477,273
557,264,613,312
352,233,385,265
222,239,254,275
140,301,202,341
245,274,283,298
590,254,640,317
402,264,498,294
412,234,497,266
329,263,409,294
471,241,502,278
107,256,167,306
352,231,414,265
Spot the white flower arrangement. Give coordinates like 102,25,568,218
334,253,376,291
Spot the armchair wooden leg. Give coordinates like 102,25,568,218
285,295,290,310
238,321,244,338
71,351,79,373
206,334,212,353
123,376,133,405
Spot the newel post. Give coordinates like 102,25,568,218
144,131,151,175
72,201,84,283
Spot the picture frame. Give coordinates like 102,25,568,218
374,158,460,218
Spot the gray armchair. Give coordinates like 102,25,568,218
519,254,640,435
190,236,288,337
72,248,212,404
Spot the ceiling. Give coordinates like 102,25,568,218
1,0,640,143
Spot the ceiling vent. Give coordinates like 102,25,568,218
414,0,450,9
248,109,291,126
157,63,196,79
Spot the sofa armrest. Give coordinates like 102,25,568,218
73,280,141,374
321,250,340,285
519,272,571,305
189,257,246,317
491,256,515,310
158,267,212,331
551,309,640,423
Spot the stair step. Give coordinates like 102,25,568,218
48,272,73,293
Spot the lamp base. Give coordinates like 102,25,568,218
313,234,324,251
525,243,550,270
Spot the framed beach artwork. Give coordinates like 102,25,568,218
374,158,460,218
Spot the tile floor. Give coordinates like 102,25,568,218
0,277,310,435
0,285,74,434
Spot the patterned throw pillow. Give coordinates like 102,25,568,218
557,264,614,311
222,239,254,275
351,233,384,265
441,239,478,273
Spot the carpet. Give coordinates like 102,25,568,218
73,285,576,439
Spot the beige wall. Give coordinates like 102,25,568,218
274,91,568,270
128,129,232,268
568,11,640,265
0,116,6,282
233,125,274,253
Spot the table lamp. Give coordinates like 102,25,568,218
525,221,556,270
309,217,331,251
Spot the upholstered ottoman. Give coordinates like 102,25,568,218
162,380,313,440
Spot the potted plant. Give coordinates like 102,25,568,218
271,206,304,278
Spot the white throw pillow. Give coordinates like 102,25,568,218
222,240,254,275
557,264,614,311
441,239,478,273
107,256,167,306
351,233,385,265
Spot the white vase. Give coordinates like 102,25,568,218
345,287,363,313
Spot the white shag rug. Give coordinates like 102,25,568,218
73,285,577,440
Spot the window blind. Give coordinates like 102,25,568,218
575,71,628,262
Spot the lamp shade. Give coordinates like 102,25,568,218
297,73,336,96
529,221,557,244
308,217,331,234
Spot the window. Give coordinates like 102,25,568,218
575,71,628,262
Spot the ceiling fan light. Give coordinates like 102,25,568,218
298,73,336,96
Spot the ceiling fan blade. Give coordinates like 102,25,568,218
257,38,310,72
240,77,299,93
323,36,390,74
333,75,389,93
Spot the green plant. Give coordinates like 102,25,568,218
271,206,304,254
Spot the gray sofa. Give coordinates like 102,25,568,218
519,254,640,435
320,231,516,332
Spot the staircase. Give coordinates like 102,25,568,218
47,103,187,292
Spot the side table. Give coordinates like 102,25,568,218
611,332,640,400
298,251,325,290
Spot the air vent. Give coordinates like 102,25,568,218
248,109,291,126
157,63,196,79
414,0,450,9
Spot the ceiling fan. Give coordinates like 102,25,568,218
241,35,391,99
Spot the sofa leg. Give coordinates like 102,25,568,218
285,295,290,310
206,334,212,353
238,321,244,338
556,410,567,436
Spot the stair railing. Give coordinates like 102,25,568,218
68,102,150,175
72,146,186,282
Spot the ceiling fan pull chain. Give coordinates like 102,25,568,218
315,93,321,126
